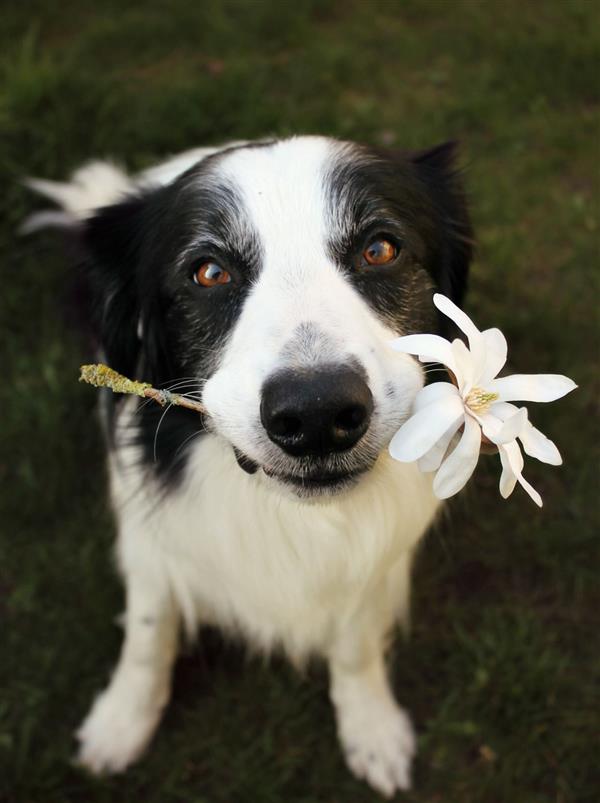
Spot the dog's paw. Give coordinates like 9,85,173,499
75,681,164,775
336,695,416,798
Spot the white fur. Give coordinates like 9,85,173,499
22,162,132,232
79,423,438,795
28,140,442,797
21,142,246,232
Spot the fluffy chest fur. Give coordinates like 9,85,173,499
113,419,440,662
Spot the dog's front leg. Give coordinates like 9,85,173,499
76,571,179,774
328,612,416,798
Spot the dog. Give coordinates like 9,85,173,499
26,136,472,797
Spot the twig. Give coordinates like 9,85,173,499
79,363,207,415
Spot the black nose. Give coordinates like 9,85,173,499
260,366,373,457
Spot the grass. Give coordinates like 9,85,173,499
1,1,598,801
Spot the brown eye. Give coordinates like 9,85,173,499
193,262,232,287
363,238,399,266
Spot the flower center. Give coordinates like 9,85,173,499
465,387,499,414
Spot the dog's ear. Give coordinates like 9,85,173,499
83,192,157,380
410,141,473,305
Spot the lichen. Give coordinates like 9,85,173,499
79,364,151,397
79,363,206,415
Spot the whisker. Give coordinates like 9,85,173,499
172,429,204,464
158,375,199,384
113,384,208,427
158,379,205,392
156,385,196,397
153,402,174,463
190,342,225,355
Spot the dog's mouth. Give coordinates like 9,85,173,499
233,448,260,475
263,466,366,490
233,448,371,495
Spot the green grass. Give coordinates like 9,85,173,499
1,1,598,801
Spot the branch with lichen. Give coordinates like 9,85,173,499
79,364,207,414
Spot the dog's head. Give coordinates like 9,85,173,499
85,136,472,497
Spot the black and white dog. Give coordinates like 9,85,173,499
28,136,471,797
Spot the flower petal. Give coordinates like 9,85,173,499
490,401,562,465
516,471,543,508
500,438,524,475
450,338,474,392
519,423,562,466
478,328,508,385
413,381,459,412
389,396,465,462
498,441,543,507
498,443,518,498
489,374,577,403
418,423,461,472
489,401,519,420
389,334,456,372
434,294,486,379
480,401,528,444
433,293,482,345
495,407,528,443
433,414,481,499
475,410,503,443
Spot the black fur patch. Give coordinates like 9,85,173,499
83,156,261,486
326,141,472,339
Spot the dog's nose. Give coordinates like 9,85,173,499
260,367,373,457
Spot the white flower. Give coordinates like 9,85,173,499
388,294,577,506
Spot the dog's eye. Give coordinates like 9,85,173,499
192,262,232,287
362,238,399,266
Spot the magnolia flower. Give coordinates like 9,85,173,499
388,294,576,506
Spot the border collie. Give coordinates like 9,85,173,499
27,136,471,798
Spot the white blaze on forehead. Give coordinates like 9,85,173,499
208,136,397,368
216,136,341,282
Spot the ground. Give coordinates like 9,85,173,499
1,1,598,801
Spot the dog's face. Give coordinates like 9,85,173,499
86,137,471,497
